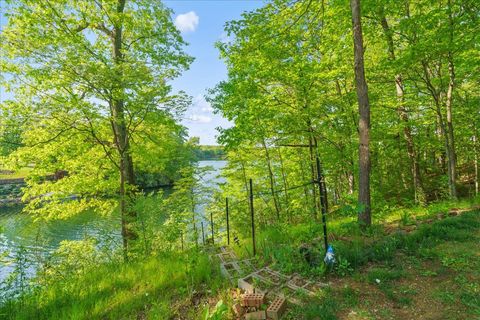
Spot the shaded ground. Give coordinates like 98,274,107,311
281,210,480,320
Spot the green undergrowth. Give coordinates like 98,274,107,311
251,198,480,278
0,251,224,320
279,210,480,319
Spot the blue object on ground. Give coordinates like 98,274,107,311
324,244,336,265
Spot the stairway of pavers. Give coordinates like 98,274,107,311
214,246,329,319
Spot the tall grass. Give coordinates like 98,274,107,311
0,250,222,320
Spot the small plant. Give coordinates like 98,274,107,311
202,300,227,320
312,263,327,277
335,257,353,276
400,211,411,226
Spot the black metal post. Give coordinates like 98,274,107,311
210,210,214,245
226,197,230,245
201,222,205,245
249,178,256,256
314,137,329,251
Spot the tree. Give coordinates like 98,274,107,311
210,0,478,240
376,5,426,205
1,0,192,258
350,0,371,227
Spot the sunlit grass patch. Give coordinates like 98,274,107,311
0,251,223,320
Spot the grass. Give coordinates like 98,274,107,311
283,209,480,319
249,197,480,276
1,199,479,319
0,251,225,320
223,199,480,319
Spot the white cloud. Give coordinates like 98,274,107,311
174,11,199,33
185,95,213,124
193,95,213,113
189,115,212,123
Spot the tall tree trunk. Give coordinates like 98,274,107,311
445,0,457,199
379,11,426,204
335,79,355,196
350,0,371,228
347,170,354,195
434,97,456,197
261,139,281,220
436,113,447,172
112,0,137,260
297,148,312,215
192,192,198,248
240,161,250,199
422,60,456,199
308,134,319,219
277,148,290,220
314,137,329,214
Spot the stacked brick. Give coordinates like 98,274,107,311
231,292,287,320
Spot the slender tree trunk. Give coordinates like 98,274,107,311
308,134,319,219
112,0,136,260
436,113,447,172
261,139,281,220
379,12,426,204
350,0,371,228
277,148,290,219
240,161,250,199
314,137,329,214
297,148,311,215
192,192,198,248
347,170,354,195
445,0,457,199
422,60,456,199
335,79,355,196
434,98,456,197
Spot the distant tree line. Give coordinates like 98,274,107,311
193,145,226,161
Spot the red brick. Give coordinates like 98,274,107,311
241,293,266,308
266,297,287,320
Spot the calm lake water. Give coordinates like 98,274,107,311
0,160,226,285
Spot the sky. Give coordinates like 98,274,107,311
0,0,265,145
165,0,264,145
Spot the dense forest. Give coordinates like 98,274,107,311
209,0,479,225
0,0,479,319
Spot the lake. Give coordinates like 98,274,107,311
0,160,226,286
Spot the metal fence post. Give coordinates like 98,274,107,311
210,210,215,245
226,197,230,245
249,178,256,256
314,137,329,251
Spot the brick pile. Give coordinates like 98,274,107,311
231,291,287,320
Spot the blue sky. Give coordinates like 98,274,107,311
0,1,265,145
165,0,264,145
